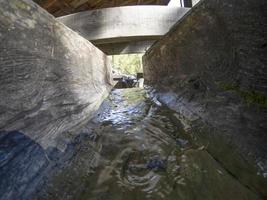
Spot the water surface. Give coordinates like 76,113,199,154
37,88,258,200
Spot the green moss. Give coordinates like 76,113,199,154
240,90,267,107
218,82,239,91
218,82,267,108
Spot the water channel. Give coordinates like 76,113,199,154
37,88,258,200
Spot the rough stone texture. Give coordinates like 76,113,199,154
143,0,267,198
0,0,113,199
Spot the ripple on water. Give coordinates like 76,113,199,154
37,89,260,200
111,142,183,199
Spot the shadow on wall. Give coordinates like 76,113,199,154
0,130,77,200
0,130,98,200
0,131,49,200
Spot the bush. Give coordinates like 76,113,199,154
111,54,143,75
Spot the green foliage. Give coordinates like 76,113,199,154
111,54,143,75
218,82,267,108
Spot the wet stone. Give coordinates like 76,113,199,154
146,158,167,171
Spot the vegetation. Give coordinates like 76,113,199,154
218,82,267,108
111,54,143,75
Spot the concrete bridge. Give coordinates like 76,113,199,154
58,6,190,54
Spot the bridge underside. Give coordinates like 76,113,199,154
58,6,190,55
96,40,156,55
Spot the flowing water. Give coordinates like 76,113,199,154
37,88,258,200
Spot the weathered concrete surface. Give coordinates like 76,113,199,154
143,0,267,198
57,6,190,54
0,0,113,199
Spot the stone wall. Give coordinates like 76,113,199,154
143,0,267,198
0,0,113,199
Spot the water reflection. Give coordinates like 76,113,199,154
37,88,258,200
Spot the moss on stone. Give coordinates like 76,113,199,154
218,82,239,91
218,82,267,108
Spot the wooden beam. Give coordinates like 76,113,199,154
42,0,57,9
70,0,89,8
35,0,171,16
